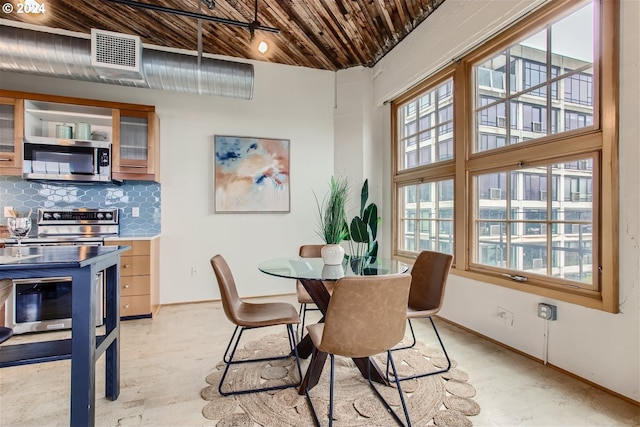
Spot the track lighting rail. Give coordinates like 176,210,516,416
100,0,280,34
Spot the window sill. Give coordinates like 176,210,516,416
450,268,616,313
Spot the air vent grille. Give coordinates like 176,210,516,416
95,32,137,68
91,29,142,79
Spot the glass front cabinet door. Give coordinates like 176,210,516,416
112,109,160,182
0,97,24,175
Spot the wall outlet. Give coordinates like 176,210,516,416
538,303,557,320
132,207,140,217
497,306,514,326
191,267,198,277
3,206,13,217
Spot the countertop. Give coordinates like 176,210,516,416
0,245,130,271
0,233,160,246
104,234,161,241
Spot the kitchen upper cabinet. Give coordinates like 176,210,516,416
0,97,24,176
112,109,160,182
0,90,160,182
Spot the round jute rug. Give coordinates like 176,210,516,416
201,332,480,427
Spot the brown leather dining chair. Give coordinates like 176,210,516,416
210,254,302,396
304,274,413,427
388,250,453,382
295,244,334,338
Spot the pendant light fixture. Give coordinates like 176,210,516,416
249,0,269,54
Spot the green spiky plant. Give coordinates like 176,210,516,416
347,179,379,269
314,176,350,244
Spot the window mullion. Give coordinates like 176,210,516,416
454,63,468,269
546,25,553,137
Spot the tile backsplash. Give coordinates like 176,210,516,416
0,177,160,237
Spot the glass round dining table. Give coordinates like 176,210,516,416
258,256,408,281
258,256,409,395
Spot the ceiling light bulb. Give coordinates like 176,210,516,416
257,41,268,54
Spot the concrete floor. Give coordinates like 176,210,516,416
0,295,638,426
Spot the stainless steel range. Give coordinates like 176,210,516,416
4,208,119,334
6,207,119,246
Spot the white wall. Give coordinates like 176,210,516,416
334,67,391,257
1,59,335,303
350,0,640,401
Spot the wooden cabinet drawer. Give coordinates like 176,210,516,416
120,295,151,317
107,240,150,256
120,275,150,296
103,236,158,319
120,255,150,276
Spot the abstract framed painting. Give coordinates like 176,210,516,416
214,135,290,213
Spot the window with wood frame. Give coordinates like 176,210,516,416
392,0,619,312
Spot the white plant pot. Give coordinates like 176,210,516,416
321,244,345,265
321,264,345,279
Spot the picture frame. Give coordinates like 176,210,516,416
214,135,290,213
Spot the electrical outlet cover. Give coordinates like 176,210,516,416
538,303,557,320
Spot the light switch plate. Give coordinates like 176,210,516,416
3,206,13,217
132,207,140,217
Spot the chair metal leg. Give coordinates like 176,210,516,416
304,352,342,427
329,354,335,427
297,303,307,340
297,303,322,340
305,349,411,427
385,350,412,426
304,347,323,427
387,316,451,382
218,324,302,396
222,325,241,363
367,350,411,426
390,319,418,352
287,324,304,384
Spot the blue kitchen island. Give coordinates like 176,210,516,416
0,245,130,427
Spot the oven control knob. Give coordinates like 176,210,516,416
105,213,113,220
43,213,52,220
97,213,104,219
53,213,61,220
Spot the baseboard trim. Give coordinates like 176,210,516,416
435,315,640,407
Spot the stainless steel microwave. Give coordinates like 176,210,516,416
22,139,111,182
5,274,104,334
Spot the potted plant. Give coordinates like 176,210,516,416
346,179,379,273
315,176,349,264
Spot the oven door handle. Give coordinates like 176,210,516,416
12,276,72,285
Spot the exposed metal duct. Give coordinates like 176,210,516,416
0,25,254,99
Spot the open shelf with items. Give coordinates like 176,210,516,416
23,100,113,143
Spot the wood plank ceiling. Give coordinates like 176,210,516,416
1,0,446,71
